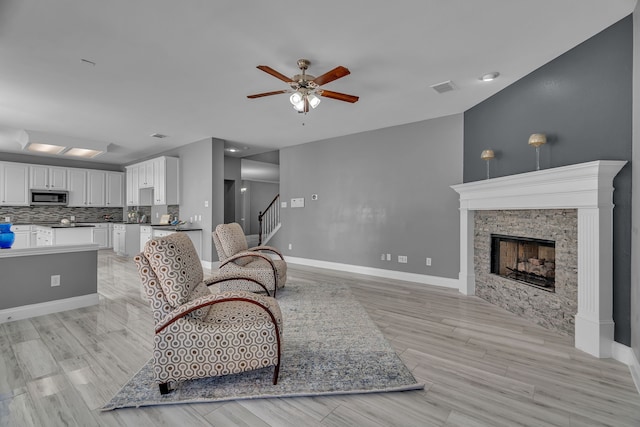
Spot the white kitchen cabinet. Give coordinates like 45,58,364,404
126,157,176,206
106,172,124,207
113,224,125,255
90,223,110,249
30,165,67,190
0,162,29,206
86,170,106,206
152,156,179,205
126,166,138,206
139,225,152,252
138,161,154,188
36,226,53,246
10,225,31,249
67,168,88,206
113,223,140,256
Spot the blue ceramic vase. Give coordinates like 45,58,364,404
0,223,15,249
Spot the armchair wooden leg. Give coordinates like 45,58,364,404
272,364,280,385
159,382,170,395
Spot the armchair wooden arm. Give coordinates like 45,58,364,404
248,245,285,260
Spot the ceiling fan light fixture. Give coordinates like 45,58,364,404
290,92,306,111
308,93,321,109
290,92,303,105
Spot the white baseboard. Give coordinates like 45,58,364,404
0,293,100,324
624,344,640,395
284,256,459,289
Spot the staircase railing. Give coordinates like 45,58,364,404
258,194,280,245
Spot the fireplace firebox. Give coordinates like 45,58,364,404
490,234,556,292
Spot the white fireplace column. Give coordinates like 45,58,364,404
451,160,627,358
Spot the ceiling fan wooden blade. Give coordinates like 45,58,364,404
319,90,359,103
312,66,350,86
256,65,293,83
247,90,289,99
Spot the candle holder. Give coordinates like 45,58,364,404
528,133,547,170
480,149,495,179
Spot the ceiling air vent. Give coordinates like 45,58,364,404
430,80,457,94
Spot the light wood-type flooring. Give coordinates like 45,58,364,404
1,250,639,426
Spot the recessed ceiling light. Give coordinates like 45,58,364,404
26,142,67,154
64,147,103,158
480,72,500,82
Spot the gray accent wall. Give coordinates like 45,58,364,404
464,16,633,345
632,6,639,370
273,113,463,278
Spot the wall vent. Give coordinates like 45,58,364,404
430,80,457,94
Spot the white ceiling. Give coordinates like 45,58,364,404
0,0,636,165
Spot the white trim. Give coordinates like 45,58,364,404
0,243,99,258
628,348,640,396
285,256,459,289
451,160,627,358
0,293,99,324
611,342,640,395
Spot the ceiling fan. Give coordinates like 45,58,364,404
247,59,359,113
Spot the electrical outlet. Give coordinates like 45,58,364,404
51,275,60,287
288,243,292,250
4,216,10,222
381,253,385,261
426,257,432,266
398,255,407,263
386,253,391,261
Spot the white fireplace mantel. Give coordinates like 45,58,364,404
451,160,627,358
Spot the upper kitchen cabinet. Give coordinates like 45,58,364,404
0,162,29,206
138,160,154,188
68,168,125,207
67,168,88,206
106,171,124,207
126,166,139,206
30,165,67,190
86,170,106,206
126,156,178,206
153,156,179,205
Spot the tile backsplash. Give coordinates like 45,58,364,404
0,206,124,224
1,205,180,224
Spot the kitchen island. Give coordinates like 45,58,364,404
0,243,99,323
35,223,95,246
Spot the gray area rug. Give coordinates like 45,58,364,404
102,281,424,410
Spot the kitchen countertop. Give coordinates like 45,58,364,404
148,224,203,231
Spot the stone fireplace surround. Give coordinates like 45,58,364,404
451,160,626,359
475,209,577,335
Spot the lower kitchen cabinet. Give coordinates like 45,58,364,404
89,223,111,249
113,223,140,257
10,225,32,249
139,225,152,252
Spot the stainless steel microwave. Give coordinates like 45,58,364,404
30,190,69,206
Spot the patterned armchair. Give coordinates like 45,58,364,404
212,222,287,297
134,233,282,394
